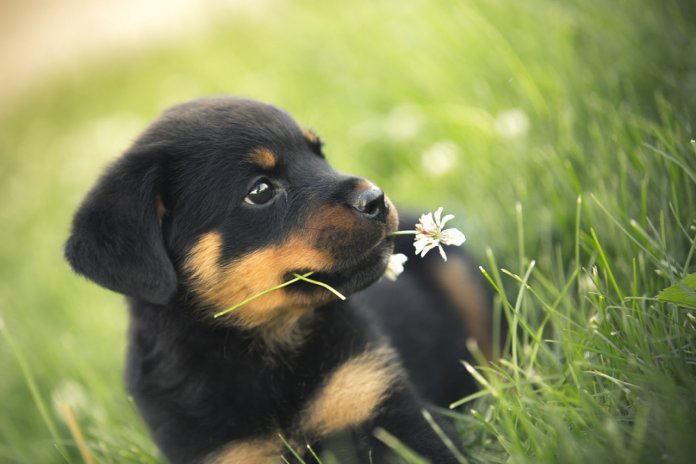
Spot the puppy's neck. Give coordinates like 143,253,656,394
199,299,320,353
250,306,316,353
129,297,323,356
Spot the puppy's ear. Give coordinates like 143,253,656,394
65,148,177,305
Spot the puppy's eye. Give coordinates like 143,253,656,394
244,179,275,205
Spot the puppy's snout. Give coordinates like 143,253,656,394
350,184,387,222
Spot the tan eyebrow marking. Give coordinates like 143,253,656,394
249,148,278,169
301,127,319,145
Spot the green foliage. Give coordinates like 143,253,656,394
1,0,694,462
659,273,696,309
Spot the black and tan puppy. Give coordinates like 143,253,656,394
65,97,492,463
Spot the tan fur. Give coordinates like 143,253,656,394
184,199,396,348
355,178,373,191
185,232,334,339
300,346,403,438
249,148,278,169
307,200,397,238
301,127,319,144
385,195,399,231
205,436,282,464
434,256,493,360
318,204,361,230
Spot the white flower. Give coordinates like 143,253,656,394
384,253,408,281
413,207,466,261
420,140,459,176
384,105,424,140
52,379,89,417
495,108,530,138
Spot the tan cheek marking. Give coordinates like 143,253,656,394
185,232,224,284
300,346,403,438
434,256,493,361
249,148,278,169
205,436,282,464
185,232,335,329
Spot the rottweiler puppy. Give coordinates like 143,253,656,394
65,97,493,463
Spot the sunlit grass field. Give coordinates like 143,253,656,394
1,0,695,462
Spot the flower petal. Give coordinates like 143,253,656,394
439,213,455,228
412,207,466,260
414,236,428,255
438,245,448,261
418,212,436,233
422,243,438,257
384,253,408,281
415,237,438,257
441,228,466,246
433,207,444,226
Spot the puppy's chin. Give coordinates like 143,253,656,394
287,238,395,299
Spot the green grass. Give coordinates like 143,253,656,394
1,0,694,462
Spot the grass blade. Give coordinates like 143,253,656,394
0,315,69,461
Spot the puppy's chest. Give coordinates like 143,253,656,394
208,344,403,463
230,344,386,427
130,306,403,462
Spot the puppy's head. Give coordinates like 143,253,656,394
66,97,398,329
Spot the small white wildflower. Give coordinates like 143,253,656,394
589,313,600,327
413,207,466,261
52,379,88,419
383,253,408,281
495,108,530,138
384,105,424,140
420,140,459,176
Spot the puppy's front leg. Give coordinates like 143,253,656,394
297,345,459,463
360,385,461,464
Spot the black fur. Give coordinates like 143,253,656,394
65,97,492,463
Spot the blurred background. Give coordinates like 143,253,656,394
1,0,694,462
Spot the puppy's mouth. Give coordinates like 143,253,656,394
284,196,399,299
285,235,395,298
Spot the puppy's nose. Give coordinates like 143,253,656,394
351,184,387,222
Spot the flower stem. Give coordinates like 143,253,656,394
214,272,315,318
292,273,346,300
388,230,417,236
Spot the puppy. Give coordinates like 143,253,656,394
65,97,493,463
